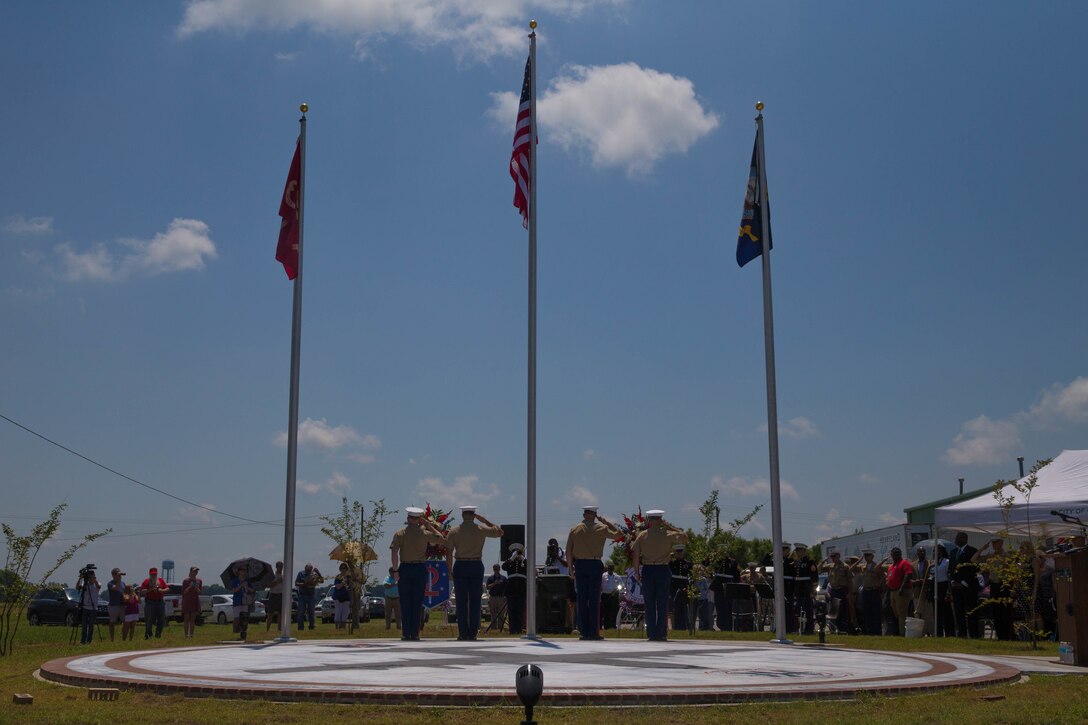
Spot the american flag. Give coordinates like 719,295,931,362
509,55,533,228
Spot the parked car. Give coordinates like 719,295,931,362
319,593,378,623
26,588,108,626
210,593,266,624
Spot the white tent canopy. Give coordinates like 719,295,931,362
934,449,1088,538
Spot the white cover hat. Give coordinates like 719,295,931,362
582,505,598,512
646,509,665,517
405,507,424,517
459,506,477,513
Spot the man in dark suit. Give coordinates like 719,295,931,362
948,531,980,638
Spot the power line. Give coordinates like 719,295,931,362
1,412,273,524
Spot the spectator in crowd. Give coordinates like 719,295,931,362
819,551,853,634
383,566,401,630
122,584,139,641
949,531,980,638
974,538,1012,640
265,561,285,633
105,568,126,642
486,564,508,632
694,563,714,631
140,566,168,639
851,550,884,635
885,547,913,636
935,544,955,637
600,563,622,630
912,546,934,635
295,562,322,631
181,566,202,640
333,562,353,630
76,566,100,644
231,563,256,641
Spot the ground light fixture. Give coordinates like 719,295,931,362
515,663,543,724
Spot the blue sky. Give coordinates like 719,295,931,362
3,1,1087,585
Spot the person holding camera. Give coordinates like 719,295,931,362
140,566,168,639
566,505,622,640
181,566,202,639
502,543,528,634
106,568,126,642
76,565,101,644
294,562,323,631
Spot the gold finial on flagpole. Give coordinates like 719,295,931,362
529,19,537,29
755,101,764,112
300,103,309,114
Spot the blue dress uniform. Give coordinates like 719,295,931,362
566,506,622,640
501,544,528,634
446,506,503,641
631,510,688,641
712,555,741,631
390,507,446,641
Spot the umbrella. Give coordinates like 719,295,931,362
220,557,275,589
329,541,378,563
912,538,954,556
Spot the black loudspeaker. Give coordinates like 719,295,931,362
499,524,525,561
536,574,572,634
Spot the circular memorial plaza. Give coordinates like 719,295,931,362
37,638,1030,705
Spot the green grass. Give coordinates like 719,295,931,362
2,619,1087,724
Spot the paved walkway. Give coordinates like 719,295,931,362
40,638,1061,705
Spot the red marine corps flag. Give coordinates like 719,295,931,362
276,138,301,280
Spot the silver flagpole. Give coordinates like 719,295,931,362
754,104,789,645
525,21,539,639
278,103,307,642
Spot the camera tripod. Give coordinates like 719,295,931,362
69,582,103,645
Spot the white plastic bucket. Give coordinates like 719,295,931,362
904,616,925,638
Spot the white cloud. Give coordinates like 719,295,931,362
944,377,1088,467
299,471,351,496
414,474,499,509
276,418,382,454
1027,377,1088,427
859,473,879,484
711,474,800,501
757,416,820,439
943,414,1023,466
490,62,718,176
56,218,217,282
4,215,53,234
567,485,598,507
178,0,624,62
582,449,597,460
346,453,376,464
274,51,300,61
178,504,218,524
878,512,902,525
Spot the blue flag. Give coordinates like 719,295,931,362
737,127,771,267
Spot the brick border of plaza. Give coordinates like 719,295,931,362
37,644,1023,706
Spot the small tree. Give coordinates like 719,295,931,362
1,503,110,656
975,458,1052,647
320,497,393,634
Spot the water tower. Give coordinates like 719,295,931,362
162,560,175,582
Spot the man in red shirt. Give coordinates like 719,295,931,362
885,547,913,636
140,567,168,639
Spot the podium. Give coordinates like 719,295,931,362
1054,548,1088,666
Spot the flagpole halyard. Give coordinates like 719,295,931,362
277,104,307,643
751,103,789,645
525,20,539,640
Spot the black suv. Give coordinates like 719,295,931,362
27,588,108,626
